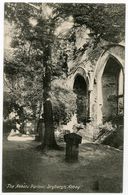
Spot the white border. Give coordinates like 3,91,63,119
0,0,127,3
0,1,128,195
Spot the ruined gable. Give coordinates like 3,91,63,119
66,25,124,144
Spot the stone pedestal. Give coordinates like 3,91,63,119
64,133,82,162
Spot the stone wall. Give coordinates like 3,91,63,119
66,25,125,142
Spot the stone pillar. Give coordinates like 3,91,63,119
97,78,103,124
64,133,82,162
87,90,93,122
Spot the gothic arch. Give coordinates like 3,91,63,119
94,44,125,124
72,66,94,124
73,67,92,90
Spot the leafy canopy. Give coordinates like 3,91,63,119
4,3,125,120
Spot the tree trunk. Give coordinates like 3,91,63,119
40,29,62,150
41,67,61,150
42,99,58,149
36,99,43,129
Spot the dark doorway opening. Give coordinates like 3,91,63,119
73,75,88,125
102,57,123,124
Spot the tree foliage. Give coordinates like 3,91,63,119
58,3,125,43
4,3,125,122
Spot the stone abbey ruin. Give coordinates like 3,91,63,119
62,26,124,146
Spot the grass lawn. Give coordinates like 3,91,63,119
2,134,123,193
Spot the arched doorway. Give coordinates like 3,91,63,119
94,45,125,125
73,75,88,125
102,57,124,123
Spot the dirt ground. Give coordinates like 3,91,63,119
2,135,123,193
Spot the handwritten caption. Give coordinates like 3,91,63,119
7,183,80,191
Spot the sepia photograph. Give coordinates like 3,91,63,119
2,1,126,193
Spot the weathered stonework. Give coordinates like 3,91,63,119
66,26,125,142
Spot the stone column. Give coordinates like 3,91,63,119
87,90,93,122
97,77,103,124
